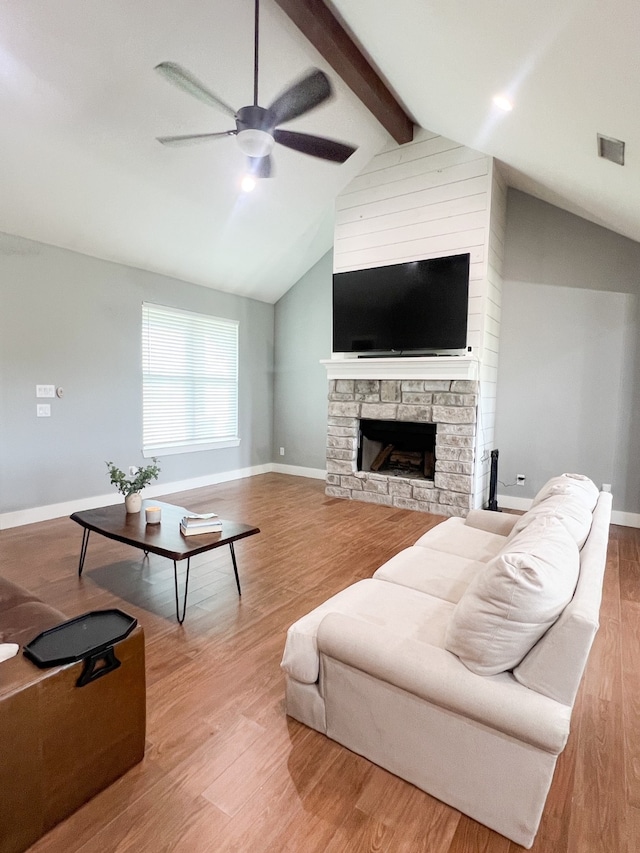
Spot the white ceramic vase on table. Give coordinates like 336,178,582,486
125,492,142,513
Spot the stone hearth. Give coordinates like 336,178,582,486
325,378,478,517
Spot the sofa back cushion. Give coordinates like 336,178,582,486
444,515,580,676
513,491,611,704
506,494,593,549
531,473,599,512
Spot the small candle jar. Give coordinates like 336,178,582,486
145,506,161,524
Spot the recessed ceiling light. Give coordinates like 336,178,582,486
493,95,513,112
241,174,257,193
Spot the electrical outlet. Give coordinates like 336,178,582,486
279,447,285,456
36,404,51,417
602,483,611,493
516,474,526,486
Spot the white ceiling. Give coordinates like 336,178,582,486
331,0,640,246
0,1,638,304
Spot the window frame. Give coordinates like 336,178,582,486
141,302,240,458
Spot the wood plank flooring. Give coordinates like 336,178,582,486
1,473,637,852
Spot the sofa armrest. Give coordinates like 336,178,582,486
465,509,519,536
317,612,571,754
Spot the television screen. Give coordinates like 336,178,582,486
332,253,470,354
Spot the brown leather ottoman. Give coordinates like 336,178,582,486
0,578,146,853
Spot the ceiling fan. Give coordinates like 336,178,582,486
155,0,357,181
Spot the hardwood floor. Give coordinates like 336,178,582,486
1,473,637,852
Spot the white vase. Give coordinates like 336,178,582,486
125,492,142,513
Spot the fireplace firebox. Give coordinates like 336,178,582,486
358,419,437,480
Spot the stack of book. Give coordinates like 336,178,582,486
180,512,223,536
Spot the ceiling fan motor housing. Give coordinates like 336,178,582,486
236,105,276,157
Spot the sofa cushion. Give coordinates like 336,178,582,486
531,473,599,512
506,495,593,548
444,515,580,676
414,517,506,562
464,509,519,537
281,578,453,684
513,492,611,704
373,546,484,603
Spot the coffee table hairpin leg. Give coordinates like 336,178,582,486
173,543,242,625
229,542,242,596
78,528,91,576
173,559,191,625
78,530,148,576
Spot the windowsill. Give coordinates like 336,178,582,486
142,438,241,458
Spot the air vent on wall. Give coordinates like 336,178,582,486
597,133,625,166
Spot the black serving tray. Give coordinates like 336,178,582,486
23,609,137,668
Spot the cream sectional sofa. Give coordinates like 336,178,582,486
281,474,612,848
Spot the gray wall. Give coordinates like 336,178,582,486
273,250,332,470
495,190,640,513
5,188,639,517
0,232,274,513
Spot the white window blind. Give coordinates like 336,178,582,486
142,303,239,455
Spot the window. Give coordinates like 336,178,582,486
142,303,239,456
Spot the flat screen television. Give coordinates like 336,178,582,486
332,253,470,355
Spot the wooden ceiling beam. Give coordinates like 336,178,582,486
273,0,414,145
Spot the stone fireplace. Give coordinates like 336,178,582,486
326,130,506,518
323,360,480,517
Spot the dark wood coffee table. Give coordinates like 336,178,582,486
70,500,260,624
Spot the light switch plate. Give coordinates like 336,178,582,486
36,385,56,398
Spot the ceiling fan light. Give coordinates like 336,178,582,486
237,128,275,157
492,94,513,112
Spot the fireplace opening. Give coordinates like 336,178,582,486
358,419,436,480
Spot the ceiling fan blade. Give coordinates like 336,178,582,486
157,130,237,146
247,155,273,178
155,62,237,118
268,68,332,126
274,129,356,163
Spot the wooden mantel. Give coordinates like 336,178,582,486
320,356,479,381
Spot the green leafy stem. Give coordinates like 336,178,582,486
106,458,161,497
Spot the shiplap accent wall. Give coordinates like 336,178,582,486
333,128,506,508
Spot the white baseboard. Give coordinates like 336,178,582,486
0,463,273,530
271,463,326,480
143,464,273,497
497,494,640,528
496,494,533,512
609,510,640,528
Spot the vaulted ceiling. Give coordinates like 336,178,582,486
0,1,637,304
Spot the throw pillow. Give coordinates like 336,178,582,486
531,473,599,511
444,515,579,676
506,494,593,548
